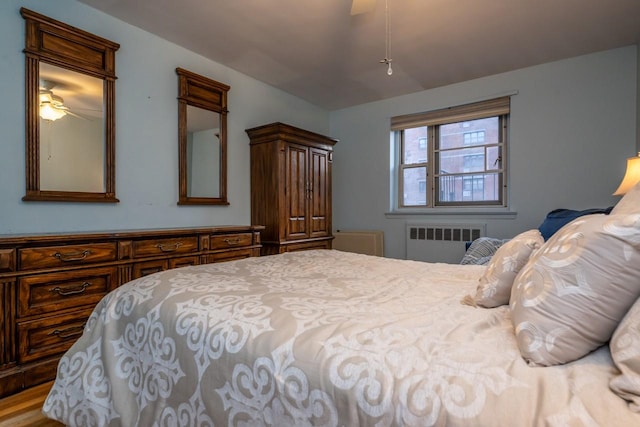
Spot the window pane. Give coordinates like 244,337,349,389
403,166,427,206
437,173,501,202
439,117,499,150
487,145,501,171
403,126,428,164
439,146,486,174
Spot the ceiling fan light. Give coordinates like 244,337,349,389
40,103,67,121
39,92,52,103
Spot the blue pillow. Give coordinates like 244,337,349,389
537,207,613,241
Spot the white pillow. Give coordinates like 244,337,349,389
510,213,640,366
610,297,640,412
463,229,543,308
612,180,640,215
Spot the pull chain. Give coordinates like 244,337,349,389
380,0,393,75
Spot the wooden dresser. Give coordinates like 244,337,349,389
0,225,263,398
246,122,338,255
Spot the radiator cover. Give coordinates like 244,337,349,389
333,230,384,257
406,223,486,264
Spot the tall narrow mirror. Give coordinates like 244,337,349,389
39,63,105,193
186,106,221,198
21,8,119,202
177,68,229,205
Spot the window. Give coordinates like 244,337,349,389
392,97,509,208
463,130,485,145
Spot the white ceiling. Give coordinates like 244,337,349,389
76,0,640,111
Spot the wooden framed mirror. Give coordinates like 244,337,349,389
21,8,119,202
176,68,229,205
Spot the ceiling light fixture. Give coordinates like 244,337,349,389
39,101,67,121
39,90,67,121
379,0,393,76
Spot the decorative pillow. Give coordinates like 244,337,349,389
463,229,543,308
610,297,640,412
537,207,613,241
460,237,508,265
510,213,640,366
612,180,640,215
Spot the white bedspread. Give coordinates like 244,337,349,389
43,250,640,426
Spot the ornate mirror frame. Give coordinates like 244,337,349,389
176,68,230,205
21,8,120,202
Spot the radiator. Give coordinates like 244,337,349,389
406,222,486,264
333,230,384,257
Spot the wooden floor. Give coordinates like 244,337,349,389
0,382,64,427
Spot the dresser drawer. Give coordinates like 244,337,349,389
132,256,200,279
209,248,254,263
17,307,93,363
284,240,331,252
19,243,117,270
170,256,199,269
132,259,167,278
0,248,16,273
132,236,199,258
210,233,253,250
18,267,116,317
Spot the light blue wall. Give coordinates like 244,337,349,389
0,0,329,235
330,46,638,259
2,1,637,261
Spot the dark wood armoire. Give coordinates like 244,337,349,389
246,123,338,255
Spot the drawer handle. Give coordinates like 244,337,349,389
223,237,241,245
156,242,183,252
50,282,91,296
53,250,91,262
49,323,86,339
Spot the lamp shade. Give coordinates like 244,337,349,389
613,153,640,196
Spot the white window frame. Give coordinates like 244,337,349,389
391,97,510,210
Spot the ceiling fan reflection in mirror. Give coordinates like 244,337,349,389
39,80,98,121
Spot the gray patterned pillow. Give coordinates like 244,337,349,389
460,237,508,265
510,213,640,366
610,297,640,412
463,230,543,308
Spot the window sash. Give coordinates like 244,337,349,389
434,115,505,206
399,130,429,207
435,173,504,206
399,163,428,207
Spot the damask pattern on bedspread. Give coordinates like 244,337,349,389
43,250,640,427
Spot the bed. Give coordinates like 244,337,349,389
41,235,640,426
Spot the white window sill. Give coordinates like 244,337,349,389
385,208,517,220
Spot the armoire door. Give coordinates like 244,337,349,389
284,143,309,240
309,147,331,237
